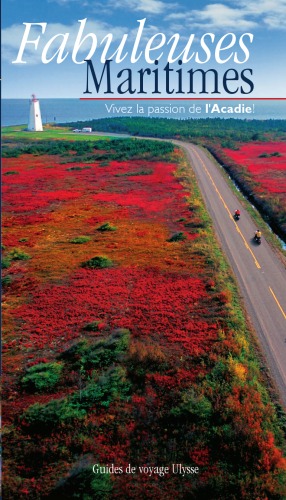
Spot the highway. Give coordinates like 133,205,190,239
175,141,286,406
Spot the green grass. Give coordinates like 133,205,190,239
8,248,31,261
82,321,102,331
60,329,130,370
96,222,117,232
70,236,91,244
21,366,131,432
21,362,63,392
2,126,111,142
2,275,12,286
1,257,11,269
81,255,113,269
50,464,112,499
167,232,187,242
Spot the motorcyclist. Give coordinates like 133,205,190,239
234,209,240,217
255,229,262,240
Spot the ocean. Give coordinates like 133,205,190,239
2,98,286,127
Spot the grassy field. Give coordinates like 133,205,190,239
2,129,286,499
51,115,286,244
2,124,111,141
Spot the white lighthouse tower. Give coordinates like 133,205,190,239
28,94,43,131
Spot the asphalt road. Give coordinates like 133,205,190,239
174,141,286,406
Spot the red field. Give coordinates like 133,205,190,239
224,142,286,195
222,141,286,237
2,140,286,499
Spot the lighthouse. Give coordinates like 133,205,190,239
28,94,43,131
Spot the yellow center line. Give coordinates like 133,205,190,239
190,147,261,270
269,287,286,320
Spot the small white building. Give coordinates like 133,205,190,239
82,127,92,133
28,94,43,131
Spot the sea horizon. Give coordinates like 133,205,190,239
2,98,286,127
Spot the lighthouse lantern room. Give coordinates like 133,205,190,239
28,94,43,131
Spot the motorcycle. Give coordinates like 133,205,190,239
234,212,240,221
254,234,261,245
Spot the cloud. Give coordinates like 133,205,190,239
239,0,286,29
48,0,173,14
2,19,129,64
47,0,90,4
109,0,171,14
166,0,286,31
230,0,286,14
190,4,257,29
2,17,165,66
166,12,188,21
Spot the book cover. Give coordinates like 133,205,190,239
2,1,286,499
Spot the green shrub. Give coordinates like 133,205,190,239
58,340,88,366
59,330,130,371
206,360,232,395
2,275,12,286
167,232,187,242
75,366,131,408
3,170,19,175
70,236,91,244
181,389,212,419
82,344,115,369
50,463,112,499
1,257,11,269
96,222,117,232
81,256,113,269
83,321,102,331
21,362,63,392
81,329,130,370
258,152,282,158
21,366,130,432
170,389,212,420
184,218,205,229
115,169,153,177
22,399,86,431
8,248,31,261
106,328,130,353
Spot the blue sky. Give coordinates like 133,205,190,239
2,0,286,98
